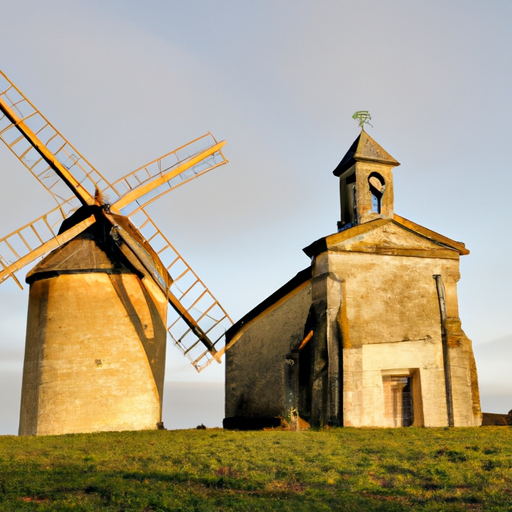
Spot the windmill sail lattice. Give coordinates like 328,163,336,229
0,71,114,208
128,208,231,369
108,133,225,214
0,70,232,372
0,201,91,288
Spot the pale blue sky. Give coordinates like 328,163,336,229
0,1,511,433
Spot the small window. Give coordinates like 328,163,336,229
368,173,385,214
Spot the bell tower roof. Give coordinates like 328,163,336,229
333,130,400,177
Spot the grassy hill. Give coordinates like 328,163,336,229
0,427,511,511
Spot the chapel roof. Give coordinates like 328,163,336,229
225,266,311,343
333,129,400,176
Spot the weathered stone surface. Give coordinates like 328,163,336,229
225,278,312,422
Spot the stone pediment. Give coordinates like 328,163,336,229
304,216,468,259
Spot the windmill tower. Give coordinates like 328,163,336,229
0,71,232,435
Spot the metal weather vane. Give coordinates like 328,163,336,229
352,110,373,129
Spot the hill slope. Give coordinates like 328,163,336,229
0,427,511,511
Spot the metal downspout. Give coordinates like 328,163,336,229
434,274,454,427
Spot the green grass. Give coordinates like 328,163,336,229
0,427,511,511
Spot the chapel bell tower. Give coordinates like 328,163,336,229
333,130,400,231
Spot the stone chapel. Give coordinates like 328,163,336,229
223,130,481,429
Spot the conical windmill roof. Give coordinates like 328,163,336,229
26,206,134,284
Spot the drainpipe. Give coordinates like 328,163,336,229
434,275,454,427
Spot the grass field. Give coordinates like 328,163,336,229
0,427,511,511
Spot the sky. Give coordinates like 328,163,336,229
0,1,511,434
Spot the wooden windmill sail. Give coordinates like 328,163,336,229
0,70,232,434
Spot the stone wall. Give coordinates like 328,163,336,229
323,246,480,427
19,271,167,435
225,283,311,424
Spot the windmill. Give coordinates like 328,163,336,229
0,70,232,435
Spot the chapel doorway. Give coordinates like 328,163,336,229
383,375,414,427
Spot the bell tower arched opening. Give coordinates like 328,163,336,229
368,172,386,214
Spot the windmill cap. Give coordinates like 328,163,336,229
26,206,135,284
